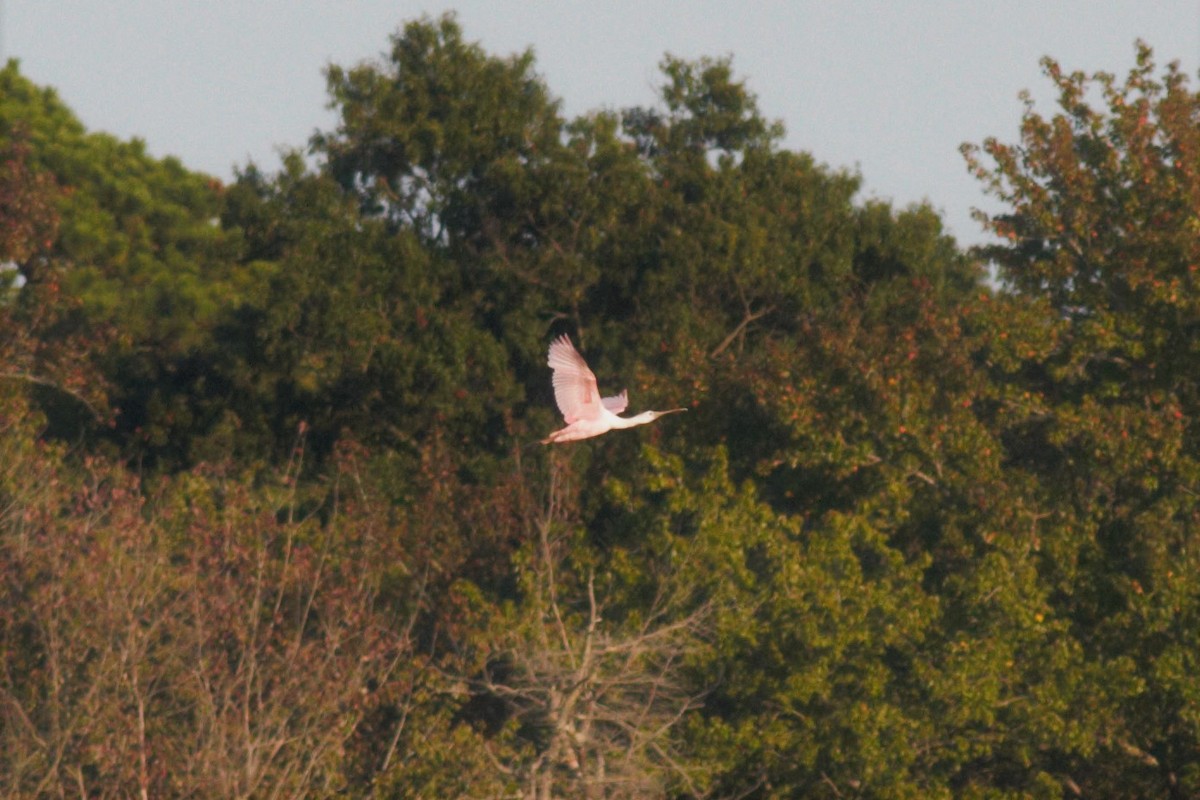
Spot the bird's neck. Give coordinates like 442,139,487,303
612,411,657,429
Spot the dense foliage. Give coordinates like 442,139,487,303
1,18,1197,797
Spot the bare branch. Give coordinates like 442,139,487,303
0,370,104,420
710,304,774,360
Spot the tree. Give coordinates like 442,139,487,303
0,416,420,797
455,460,712,800
314,14,657,432
964,42,1200,796
318,14,564,251
0,128,57,270
0,126,108,425
0,60,249,465
215,155,521,476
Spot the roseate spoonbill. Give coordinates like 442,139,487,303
541,334,685,444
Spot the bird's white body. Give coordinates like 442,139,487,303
544,407,664,444
541,334,685,444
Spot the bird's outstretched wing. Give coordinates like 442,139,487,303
601,389,628,414
547,334,603,423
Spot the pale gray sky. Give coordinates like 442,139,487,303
5,2,1199,247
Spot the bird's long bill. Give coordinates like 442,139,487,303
660,408,688,416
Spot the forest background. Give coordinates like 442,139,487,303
2,14,1200,799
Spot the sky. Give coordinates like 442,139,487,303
4,1,1199,248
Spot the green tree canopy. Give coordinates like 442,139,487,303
965,43,1200,795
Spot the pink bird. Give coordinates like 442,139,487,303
541,334,686,444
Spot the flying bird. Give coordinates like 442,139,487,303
542,334,685,444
